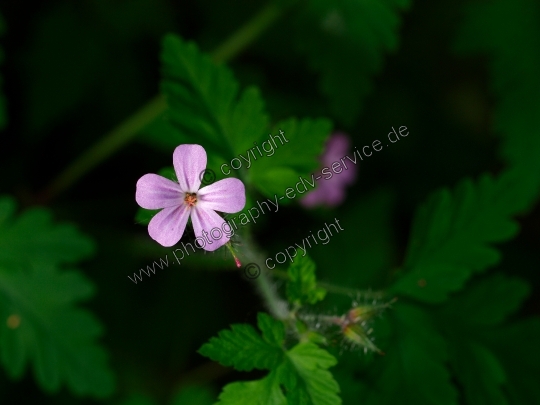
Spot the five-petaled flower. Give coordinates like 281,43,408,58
135,144,246,250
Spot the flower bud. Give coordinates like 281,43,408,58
342,323,383,354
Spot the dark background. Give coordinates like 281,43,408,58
0,0,539,403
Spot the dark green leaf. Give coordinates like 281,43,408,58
0,265,114,397
391,171,530,302
365,304,457,405
294,0,410,125
0,196,94,268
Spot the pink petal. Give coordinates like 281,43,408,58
190,206,231,251
136,174,182,209
300,179,345,208
197,178,246,213
173,144,207,193
323,132,351,165
148,204,190,247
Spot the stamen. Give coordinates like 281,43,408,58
184,192,197,207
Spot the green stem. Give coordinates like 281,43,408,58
37,2,285,204
240,236,290,321
211,2,282,64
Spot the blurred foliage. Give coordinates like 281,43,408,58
0,0,540,404
0,196,114,397
293,0,411,127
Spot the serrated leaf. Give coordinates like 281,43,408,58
258,312,286,347
449,339,507,405
455,0,540,187
279,342,341,405
439,273,530,325
365,304,457,405
202,314,341,404
483,319,540,405
0,265,114,397
294,0,410,125
216,371,287,405
160,34,268,159
198,315,284,371
435,274,533,405
286,254,326,306
250,118,332,198
252,118,331,174
0,197,114,397
0,196,94,268
391,171,530,302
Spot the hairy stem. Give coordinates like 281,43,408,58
37,2,285,204
240,235,290,321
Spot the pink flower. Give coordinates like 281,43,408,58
135,144,246,250
301,132,357,208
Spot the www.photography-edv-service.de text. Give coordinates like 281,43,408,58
128,126,409,283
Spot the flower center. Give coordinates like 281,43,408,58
184,192,197,207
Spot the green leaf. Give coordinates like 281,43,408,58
293,0,410,125
160,34,268,159
439,273,530,326
365,304,457,405
0,265,114,397
455,0,540,186
0,196,94,268
286,254,326,306
215,371,287,405
258,312,286,347
391,170,531,302
201,314,341,404
310,189,397,298
435,274,533,405
484,319,540,405
280,342,341,405
0,197,114,397
159,34,333,202
198,314,284,371
250,118,332,198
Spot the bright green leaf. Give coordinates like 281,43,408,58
215,371,287,405
198,314,284,371
286,254,326,306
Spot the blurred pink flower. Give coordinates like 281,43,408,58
301,132,357,208
136,144,245,250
